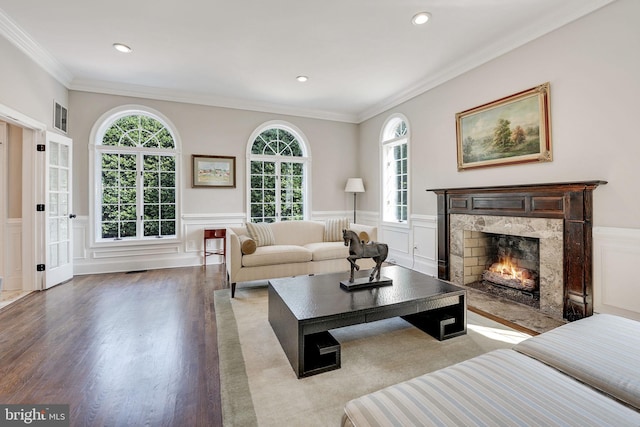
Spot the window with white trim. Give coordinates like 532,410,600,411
248,123,310,223
93,109,178,241
381,116,409,223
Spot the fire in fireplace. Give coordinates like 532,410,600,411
465,231,541,308
483,257,538,292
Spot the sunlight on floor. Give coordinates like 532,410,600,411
467,323,531,344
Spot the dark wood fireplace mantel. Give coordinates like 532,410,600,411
427,181,607,320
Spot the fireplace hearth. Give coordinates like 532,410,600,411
429,181,606,320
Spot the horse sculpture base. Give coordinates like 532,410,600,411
340,276,393,291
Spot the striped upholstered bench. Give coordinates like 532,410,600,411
343,314,640,427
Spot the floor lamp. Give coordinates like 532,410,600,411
344,178,365,223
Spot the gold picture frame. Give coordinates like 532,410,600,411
192,154,236,188
456,83,552,171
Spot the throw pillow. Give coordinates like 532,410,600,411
246,222,275,247
359,231,370,243
238,235,257,255
324,217,350,242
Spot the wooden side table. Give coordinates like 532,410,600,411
203,228,226,267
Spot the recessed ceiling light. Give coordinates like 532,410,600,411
113,43,132,53
412,12,431,25
296,75,309,82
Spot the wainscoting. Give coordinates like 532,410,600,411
73,213,246,275
594,227,640,320
378,215,438,277
70,214,640,320
73,211,374,275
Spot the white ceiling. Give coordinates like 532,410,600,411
0,0,614,123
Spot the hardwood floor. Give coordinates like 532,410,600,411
0,265,227,427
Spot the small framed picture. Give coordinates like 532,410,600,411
456,83,552,171
192,154,236,188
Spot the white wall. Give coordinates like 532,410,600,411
0,37,68,129
68,91,361,273
69,91,360,217
358,0,640,315
360,0,639,227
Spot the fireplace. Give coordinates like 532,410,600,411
429,181,606,320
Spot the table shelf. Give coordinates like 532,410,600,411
302,331,341,377
204,228,226,267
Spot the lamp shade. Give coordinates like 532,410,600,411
344,178,365,193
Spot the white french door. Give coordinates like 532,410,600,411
279,160,304,221
249,159,305,222
45,131,74,288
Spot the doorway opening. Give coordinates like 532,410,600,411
0,103,51,310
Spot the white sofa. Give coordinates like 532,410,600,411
226,220,377,297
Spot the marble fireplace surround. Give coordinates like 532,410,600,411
429,181,606,320
450,214,564,318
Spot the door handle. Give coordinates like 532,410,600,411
69,214,77,219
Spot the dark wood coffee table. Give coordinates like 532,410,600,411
268,265,467,378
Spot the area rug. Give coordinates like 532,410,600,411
215,286,531,427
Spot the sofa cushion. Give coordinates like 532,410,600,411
514,313,640,410
246,222,275,247
305,242,349,261
238,235,257,255
324,217,350,242
241,245,312,267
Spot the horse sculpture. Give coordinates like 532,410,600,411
343,229,389,283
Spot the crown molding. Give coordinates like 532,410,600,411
69,79,360,124
356,0,616,123
0,8,73,86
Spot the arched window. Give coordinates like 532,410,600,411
247,122,310,223
91,107,180,242
381,115,409,223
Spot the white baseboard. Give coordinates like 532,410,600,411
74,253,222,275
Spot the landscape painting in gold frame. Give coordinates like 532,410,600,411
192,154,236,188
456,83,552,171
